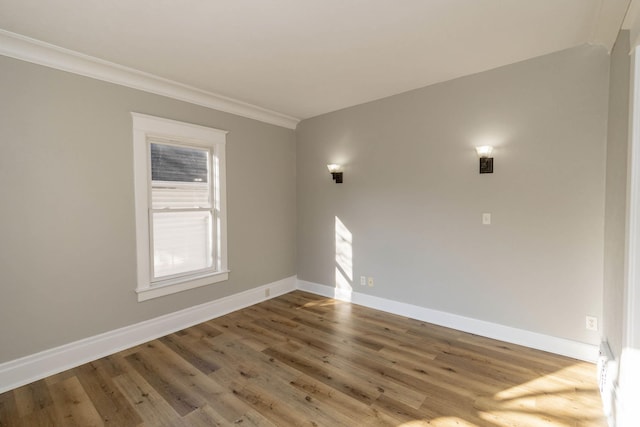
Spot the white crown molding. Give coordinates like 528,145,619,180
0,275,296,394
297,280,599,362
0,29,300,130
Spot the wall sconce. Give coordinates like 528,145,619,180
475,146,494,174
327,164,343,183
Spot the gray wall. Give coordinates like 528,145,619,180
603,30,630,358
0,56,296,363
297,45,609,345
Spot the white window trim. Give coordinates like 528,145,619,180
132,112,229,302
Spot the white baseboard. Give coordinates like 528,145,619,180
0,275,599,395
598,341,618,426
297,280,599,362
0,275,296,394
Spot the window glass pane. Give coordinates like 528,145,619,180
150,143,210,209
152,211,213,279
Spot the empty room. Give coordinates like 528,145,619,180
1,1,640,426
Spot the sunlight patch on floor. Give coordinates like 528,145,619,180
398,417,477,426
396,362,604,426
477,362,603,426
299,298,343,309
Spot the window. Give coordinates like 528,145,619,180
132,113,228,301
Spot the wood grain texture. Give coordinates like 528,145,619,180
0,291,606,426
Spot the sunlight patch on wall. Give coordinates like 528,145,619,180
334,216,353,301
335,216,353,280
334,267,353,302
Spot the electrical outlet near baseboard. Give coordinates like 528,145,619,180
586,316,598,331
360,276,366,286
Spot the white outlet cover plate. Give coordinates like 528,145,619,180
586,316,598,331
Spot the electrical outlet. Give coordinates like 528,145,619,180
482,213,491,225
586,316,598,331
265,288,271,298
360,276,366,286
368,277,374,287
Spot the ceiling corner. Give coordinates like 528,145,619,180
589,0,632,51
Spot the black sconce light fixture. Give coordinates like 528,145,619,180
475,146,494,174
327,164,343,183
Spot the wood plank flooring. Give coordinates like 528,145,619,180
0,291,606,426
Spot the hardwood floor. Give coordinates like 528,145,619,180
0,291,605,426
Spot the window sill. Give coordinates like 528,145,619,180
136,270,230,302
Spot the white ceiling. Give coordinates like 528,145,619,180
0,0,630,121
